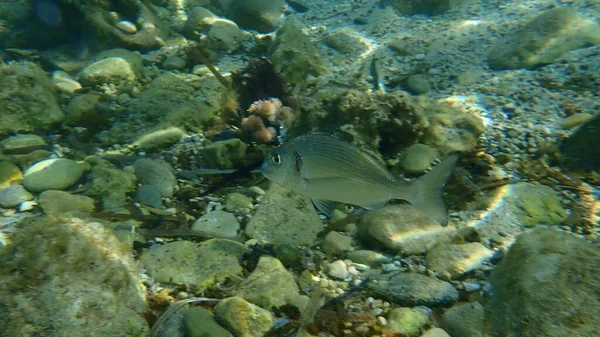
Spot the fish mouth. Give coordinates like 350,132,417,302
259,159,271,177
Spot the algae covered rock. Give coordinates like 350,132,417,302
0,62,65,135
386,307,431,337
235,256,300,309
399,143,436,174
246,183,324,247
509,182,567,228
487,228,600,337
140,239,246,292
83,158,137,211
488,7,600,69
423,103,485,155
38,190,96,214
201,138,247,169
0,216,148,336
270,21,327,84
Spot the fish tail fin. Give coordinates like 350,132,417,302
409,153,459,225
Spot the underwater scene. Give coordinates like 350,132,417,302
0,0,599,336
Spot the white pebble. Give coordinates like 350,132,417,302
327,260,349,280
377,316,387,326
116,20,137,34
19,200,37,212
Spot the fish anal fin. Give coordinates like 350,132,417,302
311,198,336,217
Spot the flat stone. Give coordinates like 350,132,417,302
191,210,240,239
426,243,494,279
0,134,46,154
38,190,95,214
23,159,89,193
358,205,456,255
367,272,458,307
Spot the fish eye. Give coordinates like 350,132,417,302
271,153,282,165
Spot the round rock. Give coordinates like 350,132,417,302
23,159,89,193
191,210,240,239
132,158,176,197
400,144,436,174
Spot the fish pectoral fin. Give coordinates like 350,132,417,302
311,198,336,217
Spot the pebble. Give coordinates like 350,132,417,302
38,190,95,214
115,20,137,34
248,186,266,196
0,185,33,208
327,260,349,280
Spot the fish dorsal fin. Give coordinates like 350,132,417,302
311,198,336,217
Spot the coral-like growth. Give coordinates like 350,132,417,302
239,98,296,144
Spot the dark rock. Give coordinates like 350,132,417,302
560,113,600,171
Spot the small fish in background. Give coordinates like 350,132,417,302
32,0,63,27
260,134,459,225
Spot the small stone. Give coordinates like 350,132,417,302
213,297,274,337
347,250,392,266
224,192,253,212
52,70,82,94
322,231,352,255
560,113,592,129
247,186,265,196
134,184,162,208
38,190,95,214
327,260,349,280
0,134,46,154
0,185,33,208
78,57,136,87
131,127,185,151
191,210,240,239
18,200,37,212
115,20,137,34
162,56,186,70
23,159,89,193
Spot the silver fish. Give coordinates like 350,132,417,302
260,134,458,225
